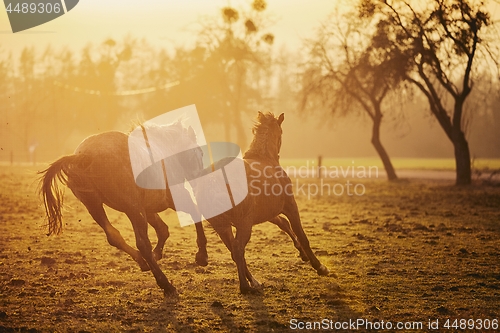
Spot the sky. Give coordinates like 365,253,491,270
0,0,341,55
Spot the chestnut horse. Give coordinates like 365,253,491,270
195,112,329,294
39,121,206,295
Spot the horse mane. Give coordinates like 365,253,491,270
243,112,281,163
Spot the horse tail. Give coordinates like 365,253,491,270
38,154,87,235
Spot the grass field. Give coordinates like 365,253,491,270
0,165,499,332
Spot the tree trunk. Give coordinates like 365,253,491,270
452,129,471,186
371,114,398,181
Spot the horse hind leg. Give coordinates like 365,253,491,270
78,194,150,272
282,198,329,276
269,215,309,262
146,213,169,261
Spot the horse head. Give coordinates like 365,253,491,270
244,112,285,164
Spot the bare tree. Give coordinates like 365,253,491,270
300,11,404,181
358,0,498,185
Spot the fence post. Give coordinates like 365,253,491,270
318,155,322,179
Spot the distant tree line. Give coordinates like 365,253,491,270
0,0,499,186
0,0,274,163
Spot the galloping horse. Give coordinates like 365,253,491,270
39,121,207,295
195,112,329,294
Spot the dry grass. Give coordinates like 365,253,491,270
0,165,499,332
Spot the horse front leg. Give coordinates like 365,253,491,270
233,224,259,294
194,220,208,266
178,187,208,266
209,219,257,293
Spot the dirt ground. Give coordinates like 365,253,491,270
0,165,499,332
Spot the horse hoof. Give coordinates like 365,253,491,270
250,279,262,290
195,252,208,267
163,285,178,297
240,286,261,295
153,250,163,261
317,265,329,276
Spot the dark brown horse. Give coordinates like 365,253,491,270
39,121,207,295
195,112,329,294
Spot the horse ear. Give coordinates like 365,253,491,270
277,113,285,125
